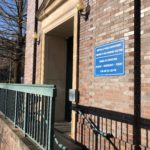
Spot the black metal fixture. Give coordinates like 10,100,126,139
33,32,40,45
77,0,90,21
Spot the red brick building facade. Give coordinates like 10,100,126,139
24,0,150,149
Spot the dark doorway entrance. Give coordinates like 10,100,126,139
44,18,74,123
65,36,73,122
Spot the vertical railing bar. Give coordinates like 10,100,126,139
35,95,38,140
45,97,48,149
41,96,43,146
1,89,2,112
16,93,19,127
21,93,24,129
5,89,8,117
0,89,2,112
33,94,35,139
1,89,4,114
38,95,41,142
30,94,33,137
2,89,5,115
33,94,36,139
32,94,35,138
24,93,27,135
39,96,42,144
2,89,5,114
0,89,1,111
19,93,22,128
39,97,42,144
17,92,19,126
28,94,30,133
46,96,50,150
0,88,2,111
29,94,31,135
31,94,33,136
2,89,4,113
14,91,18,127
3,89,4,114
0,89,1,112
26,94,29,134
2,89,3,112
40,96,44,145
20,93,23,130
43,96,46,146
42,96,46,146
47,93,55,150
43,96,47,147
19,93,21,127
48,97,52,150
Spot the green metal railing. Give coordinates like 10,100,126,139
0,83,56,150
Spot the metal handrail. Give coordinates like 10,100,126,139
0,83,56,150
74,107,113,139
0,83,55,96
53,106,113,150
54,134,70,150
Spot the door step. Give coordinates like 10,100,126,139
54,129,86,150
54,122,86,150
55,122,71,137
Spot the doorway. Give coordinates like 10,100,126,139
44,18,74,123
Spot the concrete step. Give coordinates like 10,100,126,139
54,129,86,150
54,122,71,136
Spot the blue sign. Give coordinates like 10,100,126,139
94,40,125,77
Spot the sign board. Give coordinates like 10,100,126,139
94,40,125,77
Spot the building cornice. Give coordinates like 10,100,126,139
37,0,67,21
37,0,51,15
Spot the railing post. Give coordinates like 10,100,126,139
14,91,18,127
47,89,56,150
4,89,8,117
0,89,1,111
24,93,27,135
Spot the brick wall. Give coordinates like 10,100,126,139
0,114,39,150
24,0,37,83
76,0,150,149
35,22,42,84
79,0,134,114
35,0,43,84
24,0,150,149
141,0,150,148
141,0,150,122
24,0,43,84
